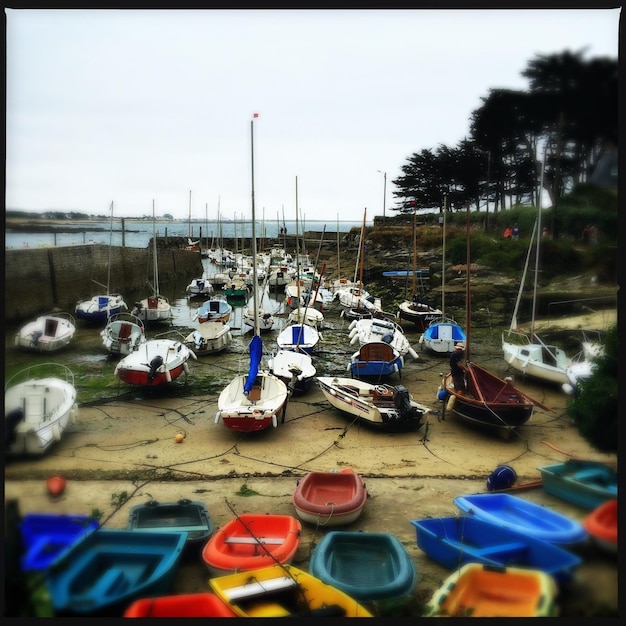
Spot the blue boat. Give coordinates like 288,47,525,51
410,515,582,586
420,317,466,355
453,493,588,545
538,460,618,510
44,528,187,616
308,531,417,602
74,294,127,325
19,513,99,572
348,341,403,380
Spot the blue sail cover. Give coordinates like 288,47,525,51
244,335,263,394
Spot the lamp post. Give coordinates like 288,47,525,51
377,170,387,221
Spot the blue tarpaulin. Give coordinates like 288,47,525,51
244,335,263,395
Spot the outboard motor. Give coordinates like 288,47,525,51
30,330,43,345
147,355,164,383
366,295,375,304
381,332,394,344
393,385,422,423
6,407,24,448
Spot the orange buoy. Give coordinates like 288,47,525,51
175,433,184,443
46,474,67,496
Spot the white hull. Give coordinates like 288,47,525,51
243,309,274,332
186,277,214,298
502,332,570,385
15,313,76,353
349,318,417,360
277,324,319,353
268,350,316,390
185,322,232,355
5,364,77,456
419,319,466,355
100,313,146,355
132,295,172,323
288,307,324,328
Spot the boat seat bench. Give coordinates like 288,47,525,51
223,537,284,545
473,541,528,558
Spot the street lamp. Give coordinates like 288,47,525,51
377,170,387,221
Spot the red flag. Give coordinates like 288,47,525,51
253,113,259,118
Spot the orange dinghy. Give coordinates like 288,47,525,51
201,514,301,576
292,468,368,527
124,592,237,617
584,498,617,554
425,562,558,617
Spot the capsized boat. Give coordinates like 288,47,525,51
424,562,558,617
410,514,582,586
453,492,588,545
15,312,76,353
583,498,617,554
19,513,99,572
184,321,232,356
317,376,430,431
208,563,373,617
348,341,403,381
268,349,316,395
538,460,618,510
5,363,78,456
44,529,188,616
309,531,417,601
127,498,214,556
123,592,237,617
201,513,302,576
292,468,367,527
216,335,289,432
114,334,196,386
100,312,146,356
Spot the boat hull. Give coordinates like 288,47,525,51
502,335,570,385
15,313,76,353
583,499,617,554
397,300,441,332
309,531,417,601
124,593,237,617
75,295,127,324
411,515,581,586
292,468,367,527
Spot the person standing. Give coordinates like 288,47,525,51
450,343,467,393
438,215,444,228
511,223,520,240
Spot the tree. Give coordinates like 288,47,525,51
566,324,617,453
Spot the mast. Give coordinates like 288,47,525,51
465,203,471,361
532,145,547,337
152,199,159,296
188,189,192,238
107,201,114,297
441,194,447,317
357,208,367,297
295,177,300,303
250,117,259,335
411,208,417,297
336,213,341,280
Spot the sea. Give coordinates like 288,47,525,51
4,218,363,250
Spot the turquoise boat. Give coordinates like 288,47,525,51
44,529,187,616
308,530,417,601
538,460,618,510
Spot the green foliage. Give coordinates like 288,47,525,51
566,324,618,453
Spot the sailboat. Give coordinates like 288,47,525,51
397,209,442,330
132,201,173,324
100,312,146,356
420,197,466,354
215,114,289,432
75,202,127,324
438,206,551,440
501,210,572,386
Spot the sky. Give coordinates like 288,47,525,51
5,7,621,224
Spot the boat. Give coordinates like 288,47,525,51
397,210,442,330
348,341,404,381
127,498,214,557
317,376,430,431
243,307,274,332
287,305,324,328
100,312,146,356
15,312,76,353
410,514,582,586
5,363,78,456
208,563,374,617
123,592,237,617
19,513,99,572
131,201,173,324
184,320,232,355
538,460,618,510
185,275,214,298
437,207,551,440
583,498,617,554
223,277,249,304
453,492,588,545
195,298,232,324
419,202,466,354
502,197,572,386
201,513,302,576
215,116,289,433
114,333,196,386
268,349,316,394
44,528,188,616
74,202,128,325
292,468,368,527
276,322,319,354
308,530,417,602
423,562,558,617
349,317,418,360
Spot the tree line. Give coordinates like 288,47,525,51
391,50,617,230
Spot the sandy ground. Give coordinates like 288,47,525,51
5,308,618,616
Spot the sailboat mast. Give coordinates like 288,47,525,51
465,203,471,361
250,117,259,335
357,208,367,297
152,199,159,296
336,213,341,280
188,189,192,238
532,147,547,337
295,177,300,302
107,201,114,298
442,195,447,317
411,208,417,296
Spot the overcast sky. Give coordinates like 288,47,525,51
5,7,620,223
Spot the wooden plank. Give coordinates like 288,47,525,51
223,576,297,602
223,536,284,545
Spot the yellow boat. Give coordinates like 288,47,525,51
208,563,373,618
425,562,558,617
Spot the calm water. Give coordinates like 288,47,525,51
5,219,362,250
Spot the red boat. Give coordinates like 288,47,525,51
124,592,236,617
292,468,368,527
201,514,302,576
583,498,617,554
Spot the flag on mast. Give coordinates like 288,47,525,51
253,113,259,118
